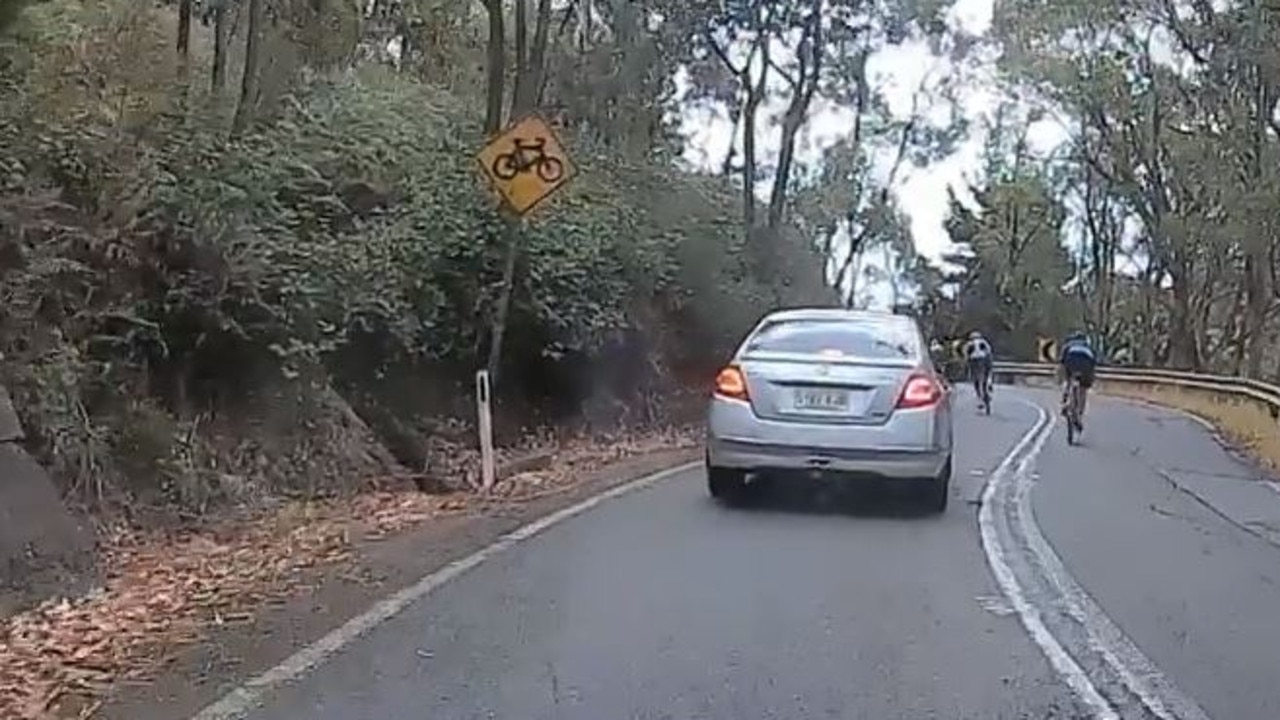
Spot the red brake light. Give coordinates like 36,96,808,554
897,372,942,409
714,365,749,401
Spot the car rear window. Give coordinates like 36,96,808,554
743,318,920,360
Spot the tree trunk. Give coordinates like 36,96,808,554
720,101,741,177
231,0,265,136
511,0,528,117
1243,255,1268,377
706,5,772,232
1167,261,1199,369
527,0,551,108
740,27,770,231
612,0,658,161
0,1,36,35
767,110,803,230
1227,278,1248,375
177,0,192,69
508,0,551,117
1242,11,1272,379
212,2,229,92
740,80,764,229
176,0,192,105
766,0,823,230
483,0,506,134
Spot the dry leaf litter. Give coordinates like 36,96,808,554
0,426,695,719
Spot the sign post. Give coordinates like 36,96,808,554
475,369,496,493
473,115,576,490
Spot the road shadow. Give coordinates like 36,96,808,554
717,476,940,519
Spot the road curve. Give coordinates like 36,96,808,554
1030,389,1280,720
193,386,1280,720
228,391,1085,720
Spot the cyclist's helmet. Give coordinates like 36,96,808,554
1066,330,1087,343
969,330,983,340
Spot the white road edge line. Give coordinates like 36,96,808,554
977,403,1121,720
1008,401,1212,720
189,460,702,720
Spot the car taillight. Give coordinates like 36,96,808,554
897,372,941,409
714,365,749,401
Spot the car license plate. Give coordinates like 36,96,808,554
793,388,851,413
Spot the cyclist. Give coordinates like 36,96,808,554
1058,330,1098,425
928,338,947,376
962,330,994,402
928,338,944,361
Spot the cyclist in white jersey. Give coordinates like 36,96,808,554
962,331,994,402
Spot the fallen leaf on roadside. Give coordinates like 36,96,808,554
0,423,696,719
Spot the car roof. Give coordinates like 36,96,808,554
758,307,915,327
740,307,923,362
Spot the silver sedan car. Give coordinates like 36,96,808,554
704,308,954,512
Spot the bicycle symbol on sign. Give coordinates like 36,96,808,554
490,136,566,183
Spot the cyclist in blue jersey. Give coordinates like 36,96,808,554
1058,331,1097,425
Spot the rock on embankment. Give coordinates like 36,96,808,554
0,386,97,616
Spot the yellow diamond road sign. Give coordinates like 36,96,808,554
477,114,575,216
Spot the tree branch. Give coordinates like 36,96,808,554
707,33,749,78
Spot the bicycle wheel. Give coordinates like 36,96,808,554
537,156,565,182
1073,384,1085,433
1065,381,1081,444
491,153,520,180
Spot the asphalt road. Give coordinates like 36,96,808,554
204,387,1280,720
1031,389,1280,720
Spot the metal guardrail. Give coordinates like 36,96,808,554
988,361,1280,418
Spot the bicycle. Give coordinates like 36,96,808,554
979,369,993,414
970,361,993,414
491,137,565,183
1064,374,1084,444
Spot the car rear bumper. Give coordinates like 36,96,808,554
705,397,950,480
706,437,948,479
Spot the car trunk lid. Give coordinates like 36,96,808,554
738,351,918,426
